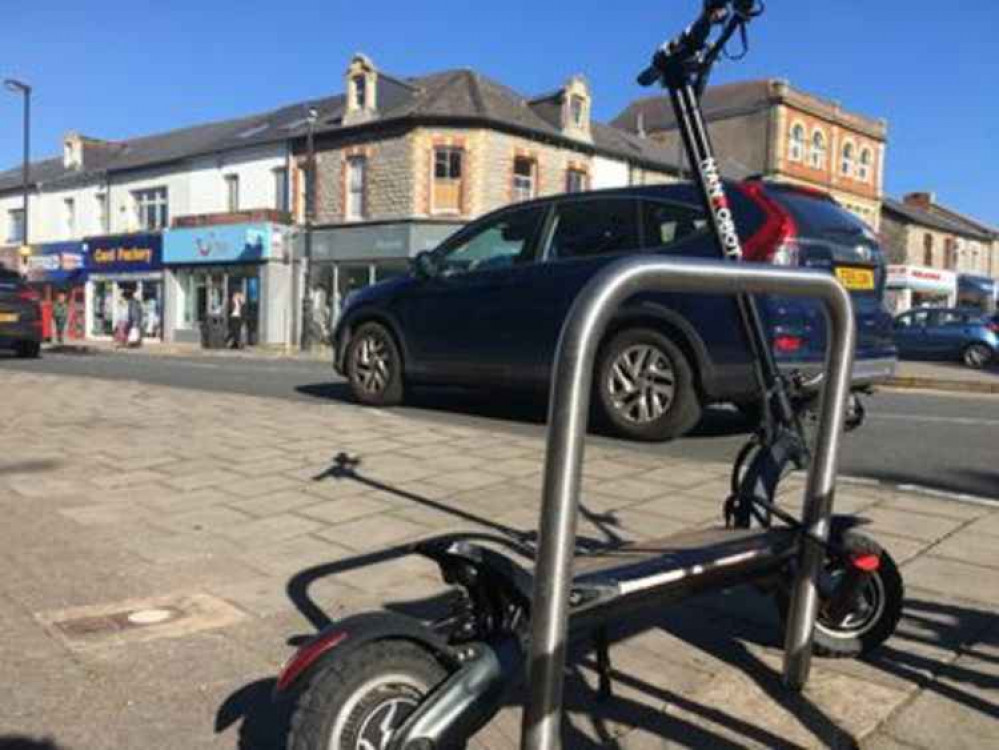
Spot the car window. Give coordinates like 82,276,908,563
905,310,930,327
548,198,640,259
437,205,544,276
641,200,705,248
933,310,967,327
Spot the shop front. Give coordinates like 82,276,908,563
957,274,997,313
305,221,462,341
83,233,165,340
163,222,293,347
885,265,957,315
24,242,87,341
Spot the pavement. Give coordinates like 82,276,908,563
0,369,996,749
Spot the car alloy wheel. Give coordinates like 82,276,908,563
607,344,676,424
963,343,991,369
353,332,392,396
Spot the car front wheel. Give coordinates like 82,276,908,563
596,328,702,441
345,322,404,406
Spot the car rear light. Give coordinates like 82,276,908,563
988,322,999,334
737,182,800,264
774,334,803,353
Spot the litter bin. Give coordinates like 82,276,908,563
200,315,228,349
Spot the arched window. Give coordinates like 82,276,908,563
858,148,873,182
923,233,934,267
809,129,827,169
788,123,805,162
841,142,855,177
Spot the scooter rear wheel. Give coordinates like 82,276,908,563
287,639,462,750
777,532,904,658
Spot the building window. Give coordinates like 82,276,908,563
841,142,855,177
7,208,25,244
432,146,463,214
512,156,536,202
809,129,827,169
858,148,872,183
788,123,805,162
346,155,367,220
566,168,588,193
353,74,367,110
945,238,958,270
225,174,240,213
65,197,76,236
273,168,289,212
133,187,168,230
923,233,934,266
569,94,586,127
95,192,108,232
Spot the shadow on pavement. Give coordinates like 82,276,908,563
0,459,62,476
0,738,66,750
858,468,999,501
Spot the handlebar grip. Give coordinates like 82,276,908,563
637,64,661,87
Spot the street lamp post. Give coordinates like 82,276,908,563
4,78,31,251
300,106,319,350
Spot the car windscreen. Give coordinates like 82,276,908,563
773,190,872,238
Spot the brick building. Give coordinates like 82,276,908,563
881,193,996,313
612,79,887,229
290,54,680,335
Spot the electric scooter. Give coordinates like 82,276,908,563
274,3,904,749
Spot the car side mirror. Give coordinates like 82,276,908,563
411,250,437,280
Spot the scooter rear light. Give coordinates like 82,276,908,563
737,182,799,264
276,631,349,693
850,553,880,573
773,335,803,353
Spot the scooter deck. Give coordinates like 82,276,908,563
567,526,798,619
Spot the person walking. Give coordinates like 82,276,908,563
228,290,245,349
52,292,69,345
125,290,144,348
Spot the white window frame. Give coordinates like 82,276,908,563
569,94,585,127
7,208,25,244
788,122,806,162
345,155,367,221
566,168,587,194
95,192,108,232
840,140,856,177
858,148,873,183
353,74,367,110
224,174,240,213
133,187,169,231
809,128,827,169
512,156,536,202
431,146,464,215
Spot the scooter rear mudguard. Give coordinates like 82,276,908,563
273,610,457,697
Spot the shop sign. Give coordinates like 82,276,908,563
886,265,957,295
25,242,87,284
163,223,281,264
84,233,163,274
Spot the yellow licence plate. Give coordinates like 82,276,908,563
835,267,875,291
0,312,19,323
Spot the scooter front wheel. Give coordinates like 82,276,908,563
287,639,463,750
777,532,904,659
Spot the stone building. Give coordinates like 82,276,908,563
880,193,996,313
290,54,681,332
612,79,887,229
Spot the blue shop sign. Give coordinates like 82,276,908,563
163,223,286,265
84,233,163,274
25,242,87,285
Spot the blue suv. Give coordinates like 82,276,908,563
332,181,897,441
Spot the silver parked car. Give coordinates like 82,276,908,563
0,267,42,358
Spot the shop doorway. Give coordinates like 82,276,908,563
90,278,163,339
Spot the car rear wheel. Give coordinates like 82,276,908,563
596,328,702,441
962,343,992,369
346,322,404,407
16,341,41,359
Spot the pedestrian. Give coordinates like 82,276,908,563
228,290,245,349
52,291,68,345
114,296,129,347
125,290,144,348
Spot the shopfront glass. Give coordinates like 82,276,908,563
90,278,163,338
177,267,261,344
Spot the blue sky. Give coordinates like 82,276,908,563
2,0,997,225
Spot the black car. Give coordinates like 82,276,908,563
0,267,42,358
332,181,896,440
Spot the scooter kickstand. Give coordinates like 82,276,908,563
595,626,613,701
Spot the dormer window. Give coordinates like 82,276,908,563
353,74,368,110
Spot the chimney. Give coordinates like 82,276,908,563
636,111,646,138
904,192,935,210
63,132,83,170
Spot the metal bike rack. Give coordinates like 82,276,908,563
521,255,856,750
